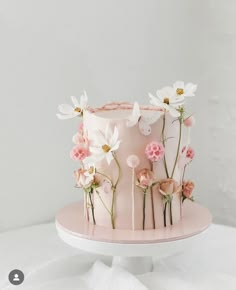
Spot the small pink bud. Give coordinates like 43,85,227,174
183,116,195,127
183,180,195,198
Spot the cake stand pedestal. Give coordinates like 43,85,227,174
56,201,212,274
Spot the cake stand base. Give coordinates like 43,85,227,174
56,201,212,274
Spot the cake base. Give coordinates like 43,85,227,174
56,200,212,274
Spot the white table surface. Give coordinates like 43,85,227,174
0,223,236,290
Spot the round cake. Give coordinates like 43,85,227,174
57,82,197,231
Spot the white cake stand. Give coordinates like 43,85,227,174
56,201,212,274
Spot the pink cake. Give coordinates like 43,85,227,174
57,82,197,231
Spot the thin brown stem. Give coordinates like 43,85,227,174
143,190,147,230
88,189,96,225
163,202,167,227
111,153,121,229
171,116,183,179
162,113,169,178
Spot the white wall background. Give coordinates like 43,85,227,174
0,0,235,232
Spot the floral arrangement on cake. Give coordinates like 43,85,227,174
57,81,197,230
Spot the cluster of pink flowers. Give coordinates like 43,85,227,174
70,123,90,161
70,146,89,161
145,141,165,162
182,180,195,198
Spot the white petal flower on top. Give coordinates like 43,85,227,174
84,125,121,165
57,91,88,120
173,81,197,98
149,86,182,117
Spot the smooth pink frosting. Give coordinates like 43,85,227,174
83,107,183,230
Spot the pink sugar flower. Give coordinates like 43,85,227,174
182,146,195,160
74,168,93,188
183,180,195,198
136,169,155,189
70,145,89,161
78,122,84,133
145,141,165,162
72,123,89,146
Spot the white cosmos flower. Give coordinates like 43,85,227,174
173,81,197,98
84,125,121,165
84,163,96,179
149,87,181,118
57,91,88,120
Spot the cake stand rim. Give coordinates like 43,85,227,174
55,201,212,246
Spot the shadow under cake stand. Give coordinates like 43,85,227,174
56,201,212,274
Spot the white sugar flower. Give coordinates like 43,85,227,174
84,125,121,165
149,87,181,117
57,91,88,120
84,163,96,179
173,81,197,98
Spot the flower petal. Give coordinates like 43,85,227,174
110,126,119,147
106,152,114,165
58,104,74,114
184,83,197,97
149,93,164,108
80,91,88,109
173,81,184,90
71,96,80,107
111,140,121,152
56,113,78,120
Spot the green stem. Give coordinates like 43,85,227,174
181,164,186,201
163,202,167,227
169,199,173,225
150,187,155,229
96,171,112,183
95,190,112,215
143,190,147,230
162,114,169,178
111,153,121,229
171,116,183,179
88,189,96,225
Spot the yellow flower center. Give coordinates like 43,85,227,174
176,88,184,95
163,97,169,105
102,144,111,153
88,166,94,174
74,107,81,113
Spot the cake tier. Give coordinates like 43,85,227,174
83,106,184,230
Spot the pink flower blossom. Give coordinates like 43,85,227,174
78,122,84,133
182,146,195,160
127,155,140,168
74,168,93,188
183,116,195,127
70,145,89,161
145,141,165,162
137,169,155,189
72,123,89,146
159,178,180,196
183,180,195,198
